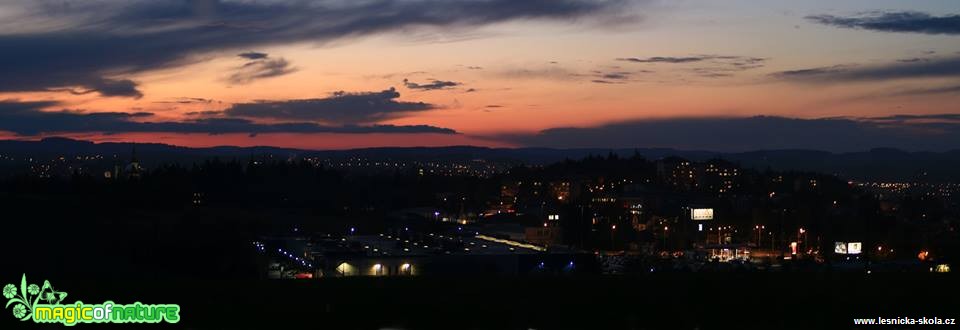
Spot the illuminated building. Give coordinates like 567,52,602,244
125,146,143,179
549,181,571,202
300,233,592,277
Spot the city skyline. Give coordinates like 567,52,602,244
1,0,959,151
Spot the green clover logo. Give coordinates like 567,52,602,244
3,274,68,322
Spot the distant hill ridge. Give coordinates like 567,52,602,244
0,138,958,181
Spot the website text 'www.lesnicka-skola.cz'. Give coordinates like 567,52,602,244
854,317,956,326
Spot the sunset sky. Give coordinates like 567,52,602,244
1,0,959,151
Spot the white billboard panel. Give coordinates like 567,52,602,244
834,242,847,254
691,208,714,221
847,242,862,255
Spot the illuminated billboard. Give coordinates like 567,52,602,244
834,242,847,254
847,242,862,255
835,242,862,255
690,208,714,221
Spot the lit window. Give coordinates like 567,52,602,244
336,263,357,276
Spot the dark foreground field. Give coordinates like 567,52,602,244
2,189,957,329
1,273,956,330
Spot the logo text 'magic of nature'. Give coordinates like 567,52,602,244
3,274,180,326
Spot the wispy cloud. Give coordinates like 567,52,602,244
591,80,624,84
862,113,960,123
497,66,583,81
618,55,764,65
618,56,707,63
154,97,220,105
46,78,144,99
618,55,766,78
588,70,637,84
806,11,960,35
772,56,960,82
237,52,269,60
403,79,461,91
888,84,960,96
228,52,296,85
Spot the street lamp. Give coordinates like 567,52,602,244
663,226,669,250
768,232,774,252
798,228,806,254
755,225,765,246
610,224,617,250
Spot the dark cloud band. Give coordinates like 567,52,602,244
0,100,456,136
496,116,960,152
224,88,436,124
0,0,631,98
806,12,960,35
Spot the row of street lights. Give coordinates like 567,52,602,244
609,220,810,254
